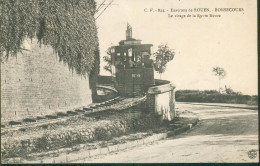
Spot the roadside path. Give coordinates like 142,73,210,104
183,102,258,110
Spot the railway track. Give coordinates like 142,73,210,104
1,85,116,129
1,94,147,133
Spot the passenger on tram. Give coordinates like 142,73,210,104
115,56,126,69
127,58,135,68
116,61,124,69
143,54,153,68
135,55,142,68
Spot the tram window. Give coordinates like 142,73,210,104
150,46,153,54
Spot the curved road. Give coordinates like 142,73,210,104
80,102,259,163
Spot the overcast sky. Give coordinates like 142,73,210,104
95,0,257,95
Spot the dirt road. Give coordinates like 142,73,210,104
81,102,258,163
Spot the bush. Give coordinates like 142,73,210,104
176,90,258,105
95,127,112,141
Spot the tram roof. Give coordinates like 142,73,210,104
111,44,153,52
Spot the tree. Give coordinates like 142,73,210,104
153,43,175,79
224,85,242,95
103,55,112,74
212,67,226,93
103,47,112,74
1,0,98,75
224,85,234,94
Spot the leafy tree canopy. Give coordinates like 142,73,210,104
102,47,112,74
212,67,226,80
212,66,226,92
153,43,175,78
0,0,98,75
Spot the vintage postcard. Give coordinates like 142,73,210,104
1,0,258,164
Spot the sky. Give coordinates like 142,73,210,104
95,0,257,95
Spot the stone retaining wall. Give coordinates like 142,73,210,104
97,75,113,85
1,39,92,123
147,79,176,121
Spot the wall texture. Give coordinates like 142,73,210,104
1,39,92,122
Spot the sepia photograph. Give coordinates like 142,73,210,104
0,0,258,164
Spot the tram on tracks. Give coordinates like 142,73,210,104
109,24,155,96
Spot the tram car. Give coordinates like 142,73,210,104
109,25,155,96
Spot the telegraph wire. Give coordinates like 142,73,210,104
95,0,114,20
95,0,106,13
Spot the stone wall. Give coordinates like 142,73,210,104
97,75,113,85
147,79,176,121
1,39,92,123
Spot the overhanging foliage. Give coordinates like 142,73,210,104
0,0,99,75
